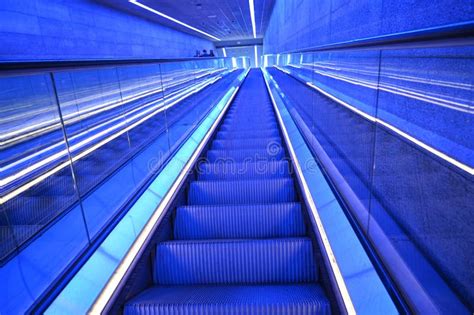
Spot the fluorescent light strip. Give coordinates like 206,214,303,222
2,81,187,177
2,69,225,180
1,68,221,146
0,76,223,204
248,0,257,38
254,45,258,68
290,64,472,113
129,0,220,41
262,69,356,314
300,80,473,175
304,61,472,90
222,47,227,57
89,69,250,313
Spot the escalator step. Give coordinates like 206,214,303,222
124,284,330,315
124,68,330,315
211,137,282,150
206,148,284,162
220,122,278,131
0,224,42,245
5,196,73,225
25,175,76,197
174,203,305,239
222,115,275,121
155,238,317,285
198,160,290,180
73,159,104,176
216,129,280,140
188,178,296,205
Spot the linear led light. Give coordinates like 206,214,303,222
248,0,257,38
1,69,222,179
129,0,221,41
254,45,259,68
0,74,225,204
222,47,227,57
301,79,473,175
2,68,224,171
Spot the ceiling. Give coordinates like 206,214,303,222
98,0,275,42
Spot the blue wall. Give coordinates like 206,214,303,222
263,0,473,53
0,0,213,61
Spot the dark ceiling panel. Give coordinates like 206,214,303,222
97,0,275,42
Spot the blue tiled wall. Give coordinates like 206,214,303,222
263,0,473,53
0,0,213,61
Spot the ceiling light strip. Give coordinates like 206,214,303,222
129,0,221,41
248,0,257,38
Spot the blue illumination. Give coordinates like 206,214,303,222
129,0,221,41
0,0,472,313
45,76,245,314
262,68,398,315
0,58,241,313
266,47,473,312
0,0,213,61
248,0,257,38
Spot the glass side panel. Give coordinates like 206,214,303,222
54,67,133,238
370,46,474,310
267,44,473,312
116,64,170,193
308,50,380,234
160,60,198,152
0,73,83,259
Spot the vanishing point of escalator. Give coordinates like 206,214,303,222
124,69,331,314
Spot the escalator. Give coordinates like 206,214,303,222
123,69,332,314
0,64,251,314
